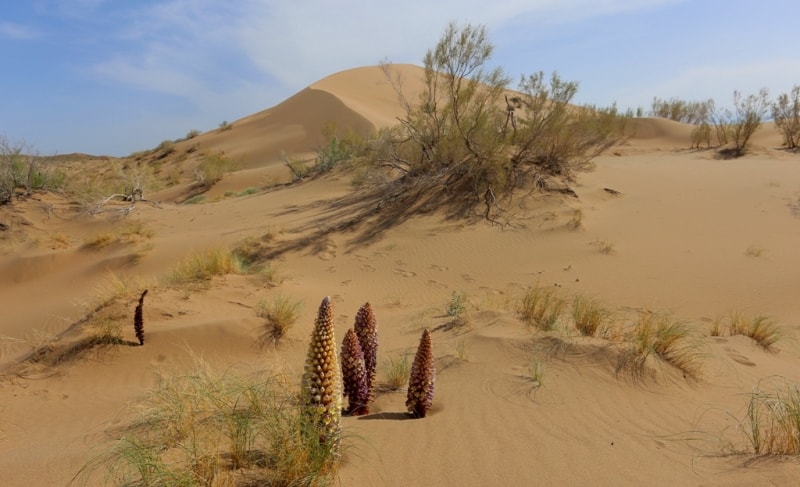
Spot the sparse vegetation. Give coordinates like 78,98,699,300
722,88,770,157
519,285,567,331
745,245,766,257
649,97,715,125
194,152,235,186
90,357,339,486
572,295,611,336
590,239,615,255
218,120,232,131
617,312,702,381
728,312,782,350
370,22,625,218
256,296,301,346
527,355,545,387
0,135,66,205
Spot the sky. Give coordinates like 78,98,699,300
1,0,798,156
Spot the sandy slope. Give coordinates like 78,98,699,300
2,65,800,486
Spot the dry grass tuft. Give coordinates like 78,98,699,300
616,312,703,381
519,285,567,331
256,296,301,346
381,353,411,392
728,312,782,350
571,295,612,337
740,378,800,455
165,247,243,287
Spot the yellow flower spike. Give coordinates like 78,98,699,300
301,296,342,446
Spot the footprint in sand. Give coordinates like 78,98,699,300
723,346,756,366
393,268,417,278
340,280,351,287
360,264,377,272
396,259,407,267
479,286,504,295
327,266,337,274
430,264,448,272
461,273,477,283
427,279,448,289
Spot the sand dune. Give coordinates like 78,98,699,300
2,65,800,486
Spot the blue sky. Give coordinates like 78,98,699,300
1,0,798,156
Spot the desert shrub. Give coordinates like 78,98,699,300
218,120,232,131
649,97,714,125
772,85,800,149
369,22,625,216
728,312,782,350
690,123,712,148
256,295,301,346
721,88,770,156
0,136,66,204
617,312,702,381
519,285,567,331
194,152,235,185
185,129,201,139
314,122,367,173
446,291,468,317
91,358,339,486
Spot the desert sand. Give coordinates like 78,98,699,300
1,64,800,486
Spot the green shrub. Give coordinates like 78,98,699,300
772,85,800,149
194,152,235,185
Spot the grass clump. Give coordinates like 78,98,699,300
617,312,703,381
728,312,782,350
572,295,611,337
166,247,243,287
88,357,339,486
741,379,800,455
256,296,301,346
382,353,411,391
519,285,567,331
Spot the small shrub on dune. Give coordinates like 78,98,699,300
354,302,379,404
617,312,703,381
300,296,342,448
383,354,410,391
742,380,800,455
341,329,370,416
572,295,611,337
728,312,782,350
256,296,301,346
406,329,435,418
519,285,567,331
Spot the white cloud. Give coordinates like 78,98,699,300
0,21,41,40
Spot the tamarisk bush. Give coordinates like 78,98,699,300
301,296,342,448
354,302,378,404
341,329,370,415
134,289,148,346
406,329,435,418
